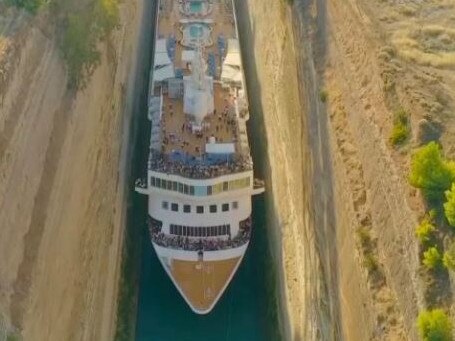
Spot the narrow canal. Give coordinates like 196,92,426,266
128,1,285,340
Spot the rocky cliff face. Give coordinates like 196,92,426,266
239,0,455,340
0,1,146,340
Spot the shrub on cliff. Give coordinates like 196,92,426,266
417,309,453,341
390,109,410,146
423,246,442,270
415,217,436,244
444,183,455,227
409,142,455,201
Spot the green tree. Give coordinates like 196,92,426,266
444,183,455,227
417,309,453,341
6,0,42,12
415,217,436,244
409,142,455,200
94,0,119,36
423,246,442,269
443,241,455,271
62,13,101,87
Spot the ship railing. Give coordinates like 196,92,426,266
148,149,253,179
148,217,252,252
150,230,250,251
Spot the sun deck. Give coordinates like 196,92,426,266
149,0,250,178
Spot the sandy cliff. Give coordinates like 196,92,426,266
240,0,455,340
0,1,146,340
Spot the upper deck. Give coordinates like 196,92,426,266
148,0,251,180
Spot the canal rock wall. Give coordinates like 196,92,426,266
0,1,148,340
236,0,454,339
235,0,343,339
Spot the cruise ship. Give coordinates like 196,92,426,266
135,0,265,314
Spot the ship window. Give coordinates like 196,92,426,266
167,181,172,190
156,178,161,188
170,224,175,234
178,225,182,235
227,224,231,235
184,184,189,194
207,227,212,237
183,204,191,213
207,185,212,195
196,206,204,214
151,177,156,187
232,201,238,209
189,186,195,195
162,201,169,210
222,203,229,212
178,183,184,193
172,181,178,191
223,181,229,191
191,226,195,236
209,205,217,213
171,203,178,212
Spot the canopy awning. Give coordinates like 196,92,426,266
223,39,241,66
221,64,242,83
154,39,172,66
154,64,175,82
205,142,235,154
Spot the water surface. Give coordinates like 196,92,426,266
135,197,282,341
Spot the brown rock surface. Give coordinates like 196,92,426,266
0,1,147,340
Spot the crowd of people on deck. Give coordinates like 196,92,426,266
148,149,252,179
135,178,147,189
148,217,252,252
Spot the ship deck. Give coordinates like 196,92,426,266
155,0,242,158
171,257,241,312
159,84,238,157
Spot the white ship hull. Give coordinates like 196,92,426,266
135,0,265,314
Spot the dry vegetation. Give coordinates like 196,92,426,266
312,0,455,338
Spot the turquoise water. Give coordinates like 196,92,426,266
189,1,203,14
135,198,283,341
189,24,204,38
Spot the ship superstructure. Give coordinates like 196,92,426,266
135,0,264,314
